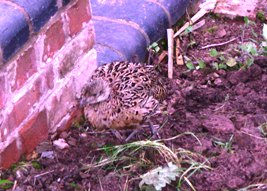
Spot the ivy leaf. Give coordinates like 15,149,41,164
0,179,14,189
244,16,249,25
186,61,195,70
209,48,219,57
240,42,258,56
197,60,206,69
139,162,180,191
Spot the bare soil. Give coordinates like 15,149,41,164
1,15,267,191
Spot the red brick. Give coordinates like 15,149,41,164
43,19,65,61
1,114,16,141
12,47,37,91
19,110,48,154
0,139,23,169
67,0,91,36
48,85,75,127
57,108,82,132
12,78,42,127
0,75,6,109
45,65,54,89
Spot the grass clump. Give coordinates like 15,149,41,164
82,132,211,191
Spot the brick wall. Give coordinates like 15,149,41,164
0,0,97,168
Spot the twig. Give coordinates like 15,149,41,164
34,170,54,178
200,37,238,49
123,176,129,191
174,9,208,38
167,29,174,79
33,170,54,185
174,0,217,38
158,50,168,63
12,180,17,191
98,176,104,191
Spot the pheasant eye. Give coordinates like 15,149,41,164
131,102,137,106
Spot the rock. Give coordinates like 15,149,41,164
41,151,55,159
53,138,69,149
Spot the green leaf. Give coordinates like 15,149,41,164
213,62,219,70
218,63,227,69
244,16,249,25
226,57,237,67
186,61,195,70
240,42,258,56
148,42,160,53
244,57,254,67
197,60,206,69
263,24,267,41
0,179,14,189
209,48,219,57
32,161,42,169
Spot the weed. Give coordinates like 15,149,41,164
148,42,161,53
206,26,218,34
11,161,42,174
82,132,210,191
184,57,206,71
256,11,266,22
237,183,267,191
0,179,13,189
213,135,234,153
69,182,80,189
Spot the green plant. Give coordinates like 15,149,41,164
82,133,209,191
0,179,13,189
148,42,161,53
213,135,234,153
196,60,206,69
184,57,206,71
69,182,80,189
256,11,266,22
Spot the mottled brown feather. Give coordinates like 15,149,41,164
80,61,166,130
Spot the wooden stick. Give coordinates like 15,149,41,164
167,29,174,79
174,0,217,38
174,9,208,38
200,37,238,49
175,38,184,65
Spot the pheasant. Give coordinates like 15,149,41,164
79,61,167,140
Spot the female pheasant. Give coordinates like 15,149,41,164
79,61,166,139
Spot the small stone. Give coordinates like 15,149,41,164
53,138,69,149
41,151,55,159
80,133,87,138
216,28,227,38
214,78,223,86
